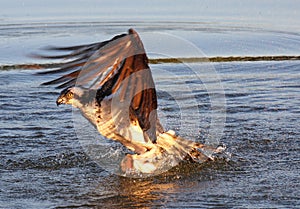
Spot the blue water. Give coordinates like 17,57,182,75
1,2,300,208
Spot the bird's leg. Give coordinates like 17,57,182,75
120,145,166,175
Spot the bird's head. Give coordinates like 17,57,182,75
56,86,85,107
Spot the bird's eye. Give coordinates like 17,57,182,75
67,92,73,97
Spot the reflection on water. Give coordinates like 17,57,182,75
92,176,179,208
84,160,230,208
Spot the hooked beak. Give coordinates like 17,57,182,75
56,97,64,106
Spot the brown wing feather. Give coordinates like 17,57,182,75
37,29,159,142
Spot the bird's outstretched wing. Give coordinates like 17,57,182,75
37,29,160,142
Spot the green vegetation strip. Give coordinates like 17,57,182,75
1,55,300,70
150,55,300,64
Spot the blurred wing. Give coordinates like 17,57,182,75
37,29,159,142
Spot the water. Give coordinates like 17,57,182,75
1,9,300,209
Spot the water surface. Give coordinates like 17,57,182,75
0,15,300,209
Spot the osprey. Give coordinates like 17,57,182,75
37,29,223,175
